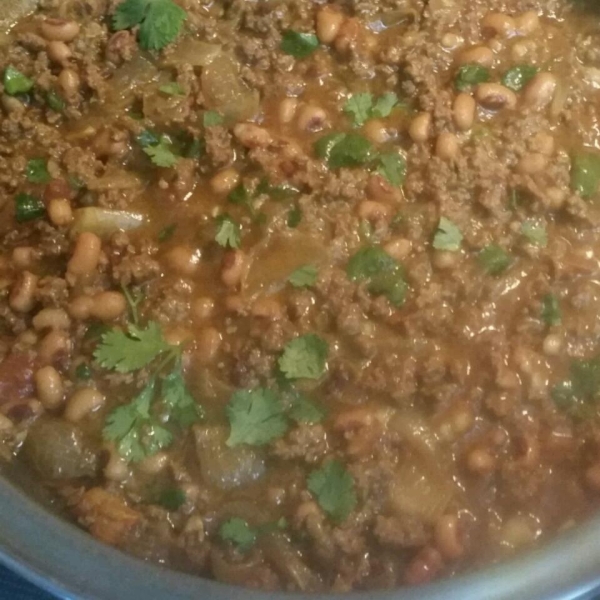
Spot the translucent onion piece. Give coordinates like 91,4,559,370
164,39,221,67
0,0,37,37
201,54,259,122
104,55,159,109
71,208,145,238
87,170,143,192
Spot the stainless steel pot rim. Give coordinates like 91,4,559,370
0,479,598,600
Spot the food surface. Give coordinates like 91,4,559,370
1,0,600,592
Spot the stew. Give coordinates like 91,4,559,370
0,0,600,591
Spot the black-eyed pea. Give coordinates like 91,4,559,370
192,297,214,321
357,200,391,221
9,271,38,313
316,6,345,44
32,308,70,331
466,447,496,474
408,112,431,143
221,250,246,288
89,291,127,321
440,33,463,50
432,250,460,270
366,173,402,203
224,294,245,313
515,11,540,36
38,330,71,364
384,238,412,261
434,515,464,560
475,83,517,110
12,246,36,270
58,68,80,98
195,327,222,365
251,296,284,320
64,387,105,422
104,444,129,482
278,97,298,124
48,198,73,226
363,119,391,144
297,105,328,133
40,18,80,42
67,232,101,276
47,40,72,64
34,366,64,410
233,123,272,148
453,93,476,131
68,295,94,320
458,45,494,67
523,72,557,110
1,95,25,114
435,132,459,161
166,245,200,277
543,333,562,356
210,168,239,195
138,451,170,475
510,41,530,61
481,12,516,38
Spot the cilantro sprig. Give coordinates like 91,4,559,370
344,92,400,127
215,215,241,249
308,460,357,522
278,334,329,380
113,0,186,51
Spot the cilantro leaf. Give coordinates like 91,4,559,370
288,265,317,288
158,223,176,242
219,518,257,552
137,129,161,148
228,184,256,216
280,30,319,59
371,92,399,118
477,244,512,275
502,65,538,91
159,82,184,95
287,205,302,228
114,0,186,51
552,356,600,417
278,334,328,380
158,488,186,510
455,64,490,91
3,66,34,96
307,460,357,522
25,159,51,184
161,361,204,427
289,395,325,424
94,322,172,373
433,217,462,251
319,133,373,169
203,110,224,127
143,135,179,167
226,388,288,446
347,246,408,306
46,90,65,112
571,151,600,199
377,152,406,187
521,219,547,247
541,293,561,326
344,93,373,127
215,215,241,249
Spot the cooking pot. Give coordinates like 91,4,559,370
0,466,599,600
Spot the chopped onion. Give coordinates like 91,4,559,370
71,207,145,238
164,39,221,67
104,54,159,109
201,54,260,122
87,170,143,192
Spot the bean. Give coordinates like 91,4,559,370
453,93,476,131
40,18,80,42
192,296,214,321
64,387,105,422
510,41,530,61
0,414,13,431
475,83,517,110
434,515,464,560
251,296,284,320
47,40,72,64
357,200,391,221
435,132,459,161
224,294,245,314
104,446,129,482
1,95,25,114
515,11,540,35
35,366,64,410
518,152,547,174
67,232,101,276
38,330,70,364
543,333,562,356
89,291,127,321
316,6,345,44
9,271,38,313
210,168,239,195
195,327,222,365
366,174,401,203
523,72,557,110
531,132,555,156
221,249,246,287
297,105,328,133
166,245,200,277
481,13,516,38
47,198,73,226
363,119,391,144
163,327,192,347
138,452,169,475
278,98,298,124
383,238,412,261
432,250,460,270
408,112,432,143
404,547,444,585
334,17,361,53
68,295,94,320
58,68,80,98
12,246,36,270
32,308,70,331
233,123,272,148
466,447,496,474
459,46,494,67
441,33,463,50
